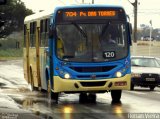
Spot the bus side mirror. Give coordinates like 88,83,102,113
128,22,132,46
129,23,132,34
49,25,56,39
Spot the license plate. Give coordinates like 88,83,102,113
146,78,155,81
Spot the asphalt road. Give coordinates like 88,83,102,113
0,60,160,119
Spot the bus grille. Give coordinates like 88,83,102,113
80,81,106,87
77,75,109,79
69,66,116,73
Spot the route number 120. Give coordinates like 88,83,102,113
103,51,116,58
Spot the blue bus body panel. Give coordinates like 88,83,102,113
53,55,131,80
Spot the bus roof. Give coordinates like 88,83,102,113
54,4,125,12
24,10,53,23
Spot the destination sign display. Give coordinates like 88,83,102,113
56,7,126,22
65,10,116,17
63,10,117,20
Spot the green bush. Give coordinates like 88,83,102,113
0,36,23,59
0,48,23,57
0,38,22,49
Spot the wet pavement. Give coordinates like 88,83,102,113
0,60,160,119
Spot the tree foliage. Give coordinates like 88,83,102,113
0,0,33,37
138,24,160,40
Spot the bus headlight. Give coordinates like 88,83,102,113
115,67,127,78
64,73,70,79
116,72,122,78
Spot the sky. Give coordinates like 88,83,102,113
21,0,160,28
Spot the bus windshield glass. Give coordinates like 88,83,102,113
56,21,128,62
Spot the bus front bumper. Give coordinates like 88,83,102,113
53,74,131,93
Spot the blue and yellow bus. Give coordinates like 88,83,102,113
24,5,132,103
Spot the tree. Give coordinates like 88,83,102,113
0,0,7,5
139,24,160,41
0,0,33,38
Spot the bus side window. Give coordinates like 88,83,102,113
45,18,50,47
24,24,27,47
40,20,45,47
30,22,36,48
33,22,36,47
30,23,33,47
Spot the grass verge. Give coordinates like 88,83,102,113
0,49,22,60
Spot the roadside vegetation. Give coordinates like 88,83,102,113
0,0,33,60
0,49,22,59
0,37,23,60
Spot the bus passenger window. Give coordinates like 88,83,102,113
24,24,27,47
40,20,45,47
45,19,50,47
30,22,36,47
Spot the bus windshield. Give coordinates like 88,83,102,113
56,21,128,62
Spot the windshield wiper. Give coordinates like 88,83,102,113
72,22,87,38
72,22,88,48
100,21,110,38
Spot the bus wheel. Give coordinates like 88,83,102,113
79,93,88,103
88,93,96,103
111,90,122,103
29,69,34,91
47,80,59,104
131,82,134,91
149,86,155,91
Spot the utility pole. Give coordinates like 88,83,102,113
92,0,94,4
149,20,152,56
128,0,138,43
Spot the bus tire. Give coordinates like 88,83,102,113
29,68,34,91
149,86,155,91
111,90,122,103
29,68,38,91
79,93,88,103
47,80,59,104
88,93,96,103
131,82,134,91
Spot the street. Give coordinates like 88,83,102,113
0,60,160,119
